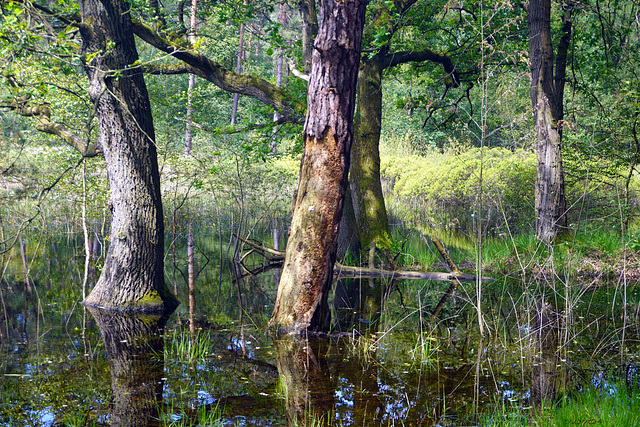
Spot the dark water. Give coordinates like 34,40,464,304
1,230,639,426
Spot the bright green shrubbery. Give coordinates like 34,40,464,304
381,138,640,238
381,144,536,235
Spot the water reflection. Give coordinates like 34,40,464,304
87,307,172,427
274,335,384,426
530,302,561,406
274,336,336,425
333,278,383,333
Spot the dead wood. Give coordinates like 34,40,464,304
232,233,495,284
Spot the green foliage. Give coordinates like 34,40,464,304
629,230,640,252
381,143,536,234
481,382,640,427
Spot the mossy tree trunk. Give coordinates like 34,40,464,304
79,0,178,312
526,0,573,242
298,0,319,74
351,56,392,251
350,48,460,253
269,0,367,335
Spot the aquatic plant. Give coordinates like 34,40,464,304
164,328,212,364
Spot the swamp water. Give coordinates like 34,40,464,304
1,228,640,426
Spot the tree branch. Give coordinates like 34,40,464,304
3,98,100,157
131,20,304,123
383,49,461,87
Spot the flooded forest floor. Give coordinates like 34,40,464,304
1,225,640,426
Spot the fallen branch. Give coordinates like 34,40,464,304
232,233,495,284
334,263,494,283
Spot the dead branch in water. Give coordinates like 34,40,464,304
232,233,495,285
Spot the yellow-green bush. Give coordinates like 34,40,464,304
381,146,537,234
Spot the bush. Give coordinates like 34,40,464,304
381,145,536,235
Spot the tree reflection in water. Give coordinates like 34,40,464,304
531,301,561,407
274,335,384,426
87,307,173,427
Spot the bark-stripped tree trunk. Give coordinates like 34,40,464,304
80,0,178,312
526,0,573,242
269,0,368,335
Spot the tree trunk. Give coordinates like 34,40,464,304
336,184,361,259
298,0,319,73
527,0,572,242
272,3,287,153
269,0,367,335
351,56,392,251
80,0,178,312
19,233,32,294
231,2,247,126
187,222,196,334
184,0,198,156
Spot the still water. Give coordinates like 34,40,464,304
1,229,639,426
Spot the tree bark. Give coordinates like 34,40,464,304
269,0,368,335
80,0,178,312
351,56,392,250
527,0,572,242
298,0,319,73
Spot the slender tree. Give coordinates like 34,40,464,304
184,0,198,156
526,0,573,241
231,0,248,126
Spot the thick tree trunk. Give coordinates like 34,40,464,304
527,0,571,242
269,0,367,335
351,56,392,251
80,0,178,311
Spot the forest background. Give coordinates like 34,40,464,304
0,0,639,304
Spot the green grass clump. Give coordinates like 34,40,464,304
481,382,640,427
164,328,212,364
549,383,640,427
